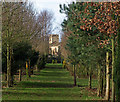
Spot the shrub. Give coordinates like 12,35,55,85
52,59,55,64
37,55,47,70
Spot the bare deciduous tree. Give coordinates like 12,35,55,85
2,1,55,87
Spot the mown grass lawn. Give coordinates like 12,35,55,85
2,63,102,101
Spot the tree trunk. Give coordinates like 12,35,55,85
97,64,101,96
31,67,33,75
19,69,22,81
35,65,38,72
97,64,103,97
111,38,115,102
73,64,76,86
10,48,13,86
11,74,14,86
4,73,7,81
28,59,31,77
103,65,106,95
26,61,29,79
36,56,40,72
105,51,110,101
7,43,11,88
88,66,92,89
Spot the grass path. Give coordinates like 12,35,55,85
2,64,101,101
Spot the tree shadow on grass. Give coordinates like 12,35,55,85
33,70,68,77
2,91,83,100
77,85,88,87
37,72,67,77
45,66,62,69
18,81,74,88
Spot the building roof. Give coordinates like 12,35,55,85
49,34,59,36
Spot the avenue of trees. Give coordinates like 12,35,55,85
60,1,120,101
2,2,54,87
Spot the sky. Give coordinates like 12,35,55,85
28,0,75,35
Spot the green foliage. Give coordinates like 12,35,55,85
60,2,102,65
12,41,33,75
114,20,120,101
60,2,107,88
37,55,47,70
30,50,39,67
2,41,39,76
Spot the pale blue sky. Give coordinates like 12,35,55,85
29,0,75,35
